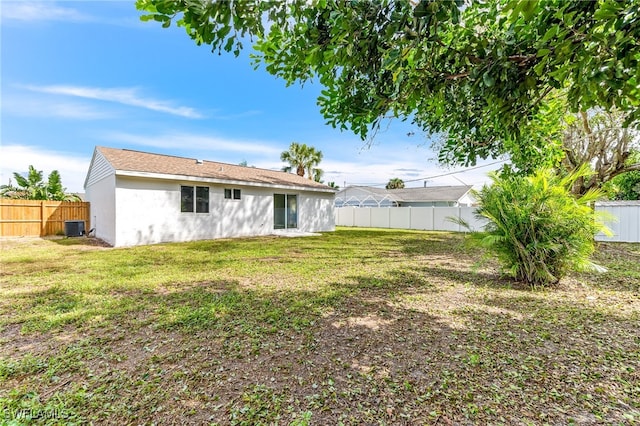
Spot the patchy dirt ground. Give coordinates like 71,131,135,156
1,230,639,425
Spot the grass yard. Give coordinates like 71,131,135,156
1,228,639,425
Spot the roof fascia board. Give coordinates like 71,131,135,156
115,170,336,193
83,150,97,190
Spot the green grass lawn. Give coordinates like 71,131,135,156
1,228,639,425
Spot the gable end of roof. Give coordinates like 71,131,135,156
84,147,116,189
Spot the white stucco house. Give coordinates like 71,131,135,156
84,146,336,247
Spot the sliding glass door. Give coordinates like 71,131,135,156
274,194,297,229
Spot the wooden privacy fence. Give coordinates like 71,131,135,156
0,199,90,237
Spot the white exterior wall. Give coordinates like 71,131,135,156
298,191,335,234
112,176,334,247
85,174,117,246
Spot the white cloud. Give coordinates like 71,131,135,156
1,2,92,23
106,132,282,156
3,96,116,120
47,102,115,120
0,144,90,193
22,85,203,118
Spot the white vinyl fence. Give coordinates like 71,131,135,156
335,206,488,232
335,203,640,243
595,202,640,243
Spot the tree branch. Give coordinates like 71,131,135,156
579,111,592,135
444,72,470,80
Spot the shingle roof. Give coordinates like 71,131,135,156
385,185,473,202
96,146,334,192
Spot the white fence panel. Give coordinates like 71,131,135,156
370,208,391,228
409,207,434,230
336,203,639,243
433,207,460,232
596,204,640,243
354,208,371,228
336,206,483,232
390,208,411,229
459,207,489,232
336,207,354,227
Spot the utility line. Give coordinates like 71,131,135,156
347,159,507,188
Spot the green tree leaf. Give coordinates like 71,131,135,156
135,0,640,169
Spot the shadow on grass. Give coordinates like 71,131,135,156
412,264,529,290
329,269,443,294
49,236,111,248
3,263,639,425
150,280,342,335
397,233,473,256
5,278,349,336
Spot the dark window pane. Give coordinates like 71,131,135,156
274,194,285,229
224,188,232,199
181,186,194,212
196,186,209,213
233,189,241,200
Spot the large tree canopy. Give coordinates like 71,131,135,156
498,94,640,194
137,0,640,167
560,109,639,195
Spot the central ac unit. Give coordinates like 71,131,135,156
64,220,85,237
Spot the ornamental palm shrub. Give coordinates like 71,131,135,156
473,167,610,287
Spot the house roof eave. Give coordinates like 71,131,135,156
115,170,337,194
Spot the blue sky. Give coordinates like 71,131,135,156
1,1,503,193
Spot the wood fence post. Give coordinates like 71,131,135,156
40,201,45,236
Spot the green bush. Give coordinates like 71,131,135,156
473,167,610,287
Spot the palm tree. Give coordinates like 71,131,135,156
306,148,323,181
280,142,323,180
386,178,405,189
281,142,308,177
313,168,324,183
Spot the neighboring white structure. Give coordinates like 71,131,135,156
335,185,475,207
84,147,336,247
